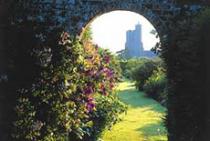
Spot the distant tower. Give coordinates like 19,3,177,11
124,23,156,59
125,23,144,58
135,23,144,55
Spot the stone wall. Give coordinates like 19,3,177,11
0,1,11,139
67,0,181,37
0,1,9,78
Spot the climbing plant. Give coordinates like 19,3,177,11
12,30,126,140
1,1,69,140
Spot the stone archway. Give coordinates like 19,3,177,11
0,0,201,79
0,0,205,140
67,0,180,39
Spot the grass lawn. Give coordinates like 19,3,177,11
101,81,167,141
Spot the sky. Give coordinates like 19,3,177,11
90,10,160,53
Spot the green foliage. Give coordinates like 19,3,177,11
131,59,161,90
12,28,125,141
13,33,88,141
119,57,163,80
143,68,168,106
81,27,93,43
119,58,150,79
122,58,148,79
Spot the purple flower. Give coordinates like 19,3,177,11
86,98,95,112
84,87,93,95
86,103,95,112
101,68,113,78
104,55,110,64
106,70,114,77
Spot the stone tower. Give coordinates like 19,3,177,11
125,23,144,58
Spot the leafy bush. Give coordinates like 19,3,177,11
118,57,164,90
122,57,168,106
119,57,164,80
131,59,160,90
119,58,149,79
143,68,167,106
13,33,89,141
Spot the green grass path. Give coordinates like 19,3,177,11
101,81,167,141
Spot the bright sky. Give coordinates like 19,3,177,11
90,10,160,53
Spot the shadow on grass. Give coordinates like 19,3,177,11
136,122,167,141
102,81,167,141
118,85,168,140
117,88,166,114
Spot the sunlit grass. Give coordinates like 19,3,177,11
101,81,167,141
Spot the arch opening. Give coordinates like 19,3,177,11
79,10,168,141
81,10,161,55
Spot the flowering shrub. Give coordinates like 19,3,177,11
85,94,127,141
13,32,126,140
81,41,126,140
13,32,89,141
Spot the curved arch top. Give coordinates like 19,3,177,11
66,0,182,37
